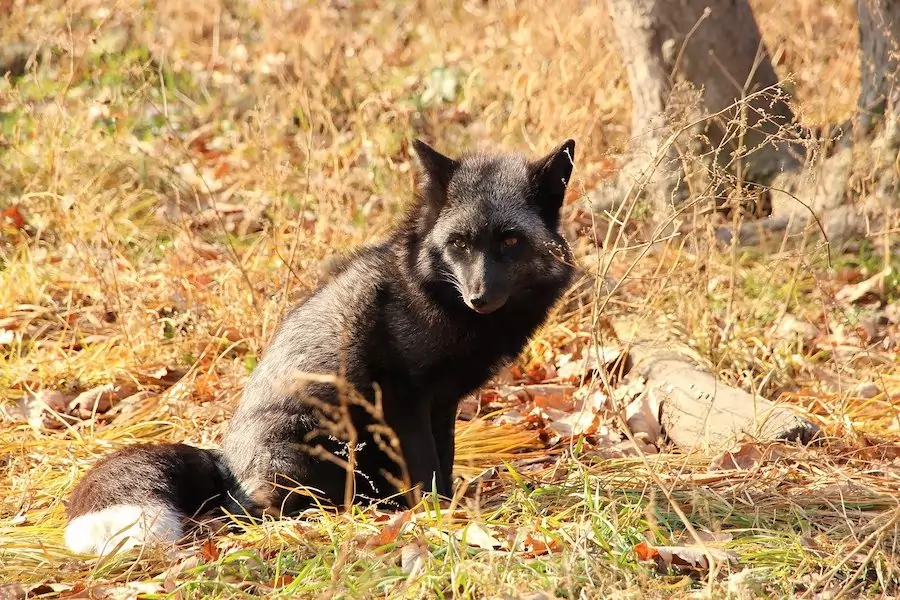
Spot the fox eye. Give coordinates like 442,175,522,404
451,237,468,250
502,235,519,247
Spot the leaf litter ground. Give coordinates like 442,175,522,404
2,1,900,598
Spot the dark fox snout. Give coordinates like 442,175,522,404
458,259,510,314
466,291,508,314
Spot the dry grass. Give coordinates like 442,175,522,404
1,0,899,598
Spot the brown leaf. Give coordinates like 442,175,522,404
708,442,768,471
365,510,411,548
624,389,663,445
490,366,518,385
160,554,202,590
18,390,77,430
525,361,551,383
58,582,164,600
535,391,609,444
588,437,657,459
525,385,577,411
68,383,138,420
0,583,61,599
635,541,739,572
199,539,220,561
218,326,244,343
634,541,658,561
1,204,26,229
262,576,295,589
522,532,562,556
835,267,892,305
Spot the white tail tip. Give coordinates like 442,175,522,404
64,504,183,555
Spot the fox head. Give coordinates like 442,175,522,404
407,139,576,315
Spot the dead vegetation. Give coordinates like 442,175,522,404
1,0,899,598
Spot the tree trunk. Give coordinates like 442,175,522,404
857,0,900,133
597,0,802,218
599,0,900,250
762,0,900,248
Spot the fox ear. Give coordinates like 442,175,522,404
530,139,576,228
412,139,458,208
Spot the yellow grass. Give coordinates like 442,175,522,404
2,0,899,597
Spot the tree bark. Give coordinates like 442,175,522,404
600,0,900,250
762,0,900,248
598,0,802,218
857,0,900,133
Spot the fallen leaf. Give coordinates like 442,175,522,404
885,301,900,324
522,532,562,556
1,204,26,229
161,555,202,592
400,541,428,575
588,437,657,459
138,366,187,386
835,267,892,305
545,409,597,439
68,383,138,419
0,583,58,599
58,582,165,600
773,314,819,343
185,201,267,236
634,540,658,561
18,390,77,430
708,442,768,471
199,539,219,561
262,576,295,589
461,466,498,487
217,326,243,343
526,386,609,443
495,409,525,425
635,541,739,572
580,390,608,412
525,385,576,411
457,522,503,551
851,381,879,399
624,389,663,445
490,366,518,385
525,360,553,383
365,510,411,548
556,345,622,382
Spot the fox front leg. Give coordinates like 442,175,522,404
393,408,445,504
430,402,457,499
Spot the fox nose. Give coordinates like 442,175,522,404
467,293,507,314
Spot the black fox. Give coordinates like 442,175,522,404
64,138,577,555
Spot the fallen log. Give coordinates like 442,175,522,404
624,342,821,452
